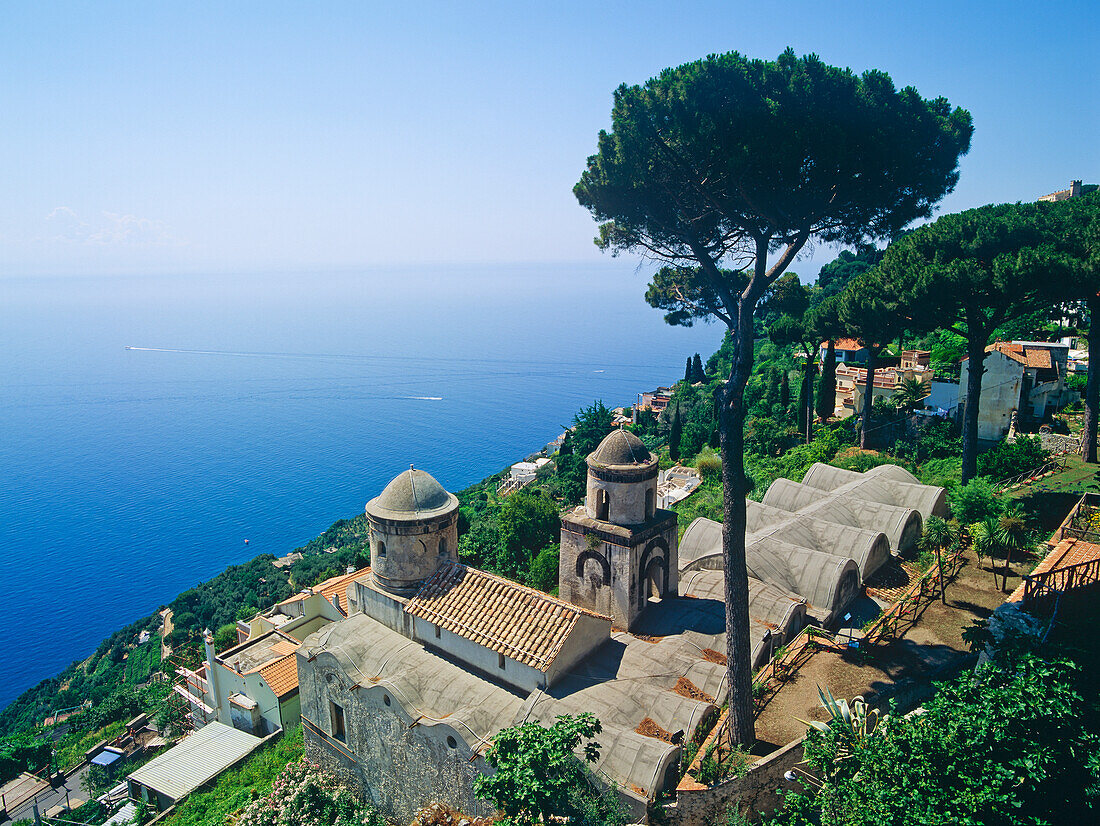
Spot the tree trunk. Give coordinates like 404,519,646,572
859,350,877,450
961,339,987,484
1082,296,1099,463
719,286,761,749
816,340,836,422
803,353,816,445
936,545,946,604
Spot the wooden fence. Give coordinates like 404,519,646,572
1022,556,1100,604
858,539,967,648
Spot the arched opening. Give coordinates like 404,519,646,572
438,536,448,557
576,550,611,586
639,538,669,607
645,488,655,519
377,540,387,559
595,488,610,521
643,557,666,604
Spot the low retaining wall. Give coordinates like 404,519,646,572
659,739,804,826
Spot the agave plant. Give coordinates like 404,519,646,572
800,687,890,765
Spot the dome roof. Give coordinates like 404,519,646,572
366,467,458,521
586,429,654,470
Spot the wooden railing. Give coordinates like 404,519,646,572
994,455,1068,491
859,540,967,648
1023,556,1100,604
680,625,837,786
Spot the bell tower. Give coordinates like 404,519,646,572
558,430,678,629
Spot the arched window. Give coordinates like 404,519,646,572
595,489,609,521
377,540,387,559
645,488,655,519
438,536,447,557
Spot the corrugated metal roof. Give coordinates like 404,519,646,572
127,722,262,801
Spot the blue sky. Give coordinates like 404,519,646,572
1,1,1096,277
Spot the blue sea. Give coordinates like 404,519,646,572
0,264,722,710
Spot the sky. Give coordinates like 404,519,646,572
0,1,1096,277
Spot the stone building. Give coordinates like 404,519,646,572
959,340,1074,441
297,458,730,822
1037,179,1097,202
296,447,936,823
558,430,679,629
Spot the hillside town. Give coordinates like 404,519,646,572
2,34,1099,826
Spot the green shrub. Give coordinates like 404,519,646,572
949,478,1002,526
695,449,722,479
977,436,1050,481
528,544,560,593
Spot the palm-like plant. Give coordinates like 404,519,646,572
996,513,1030,592
920,515,955,602
893,376,930,412
970,517,1004,587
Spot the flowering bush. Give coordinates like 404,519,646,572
236,759,384,826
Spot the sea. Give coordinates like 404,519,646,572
0,264,723,711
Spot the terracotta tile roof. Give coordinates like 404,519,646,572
268,640,298,658
983,341,1053,369
405,562,609,670
1007,538,1100,602
823,338,864,352
1025,349,1052,369
278,566,371,614
316,566,371,615
258,653,300,698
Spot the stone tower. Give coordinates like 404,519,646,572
365,466,459,596
558,430,678,629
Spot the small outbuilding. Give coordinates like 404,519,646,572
126,722,263,812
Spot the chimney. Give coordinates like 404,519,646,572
346,565,356,575
203,628,222,722
1071,180,1083,197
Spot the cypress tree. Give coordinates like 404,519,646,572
816,340,837,421
669,402,682,462
692,353,706,383
798,375,809,434
685,357,693,383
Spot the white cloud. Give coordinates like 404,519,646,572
44,207,182,246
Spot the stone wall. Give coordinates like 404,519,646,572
299,649,494,824
559,511,679,630
660,739,806,826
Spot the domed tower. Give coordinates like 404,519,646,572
559,429,678,630
585,429,659,524
365,466,459,597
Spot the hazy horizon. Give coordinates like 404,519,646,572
2,1,1096,279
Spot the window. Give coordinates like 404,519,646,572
595,489,609,521
377,540,386,559
645,488,655,519
383,694,391,707
446,735,458,749
330,701,346,743
438,536,447,556
498,652,506,670
434,624,441,639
